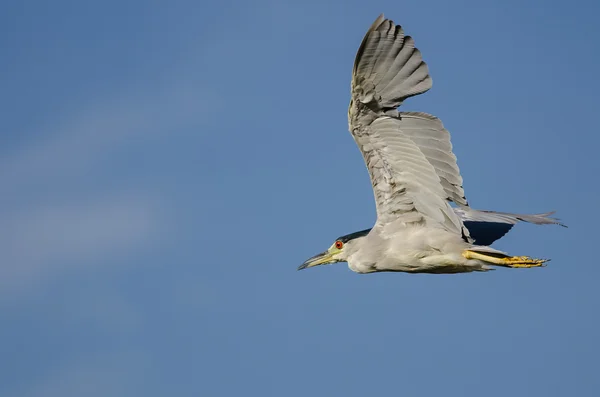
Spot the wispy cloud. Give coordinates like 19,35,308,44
0,63,218,298
0,195,160,296
0,80,215,190
19,350,151,397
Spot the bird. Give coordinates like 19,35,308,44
299,14,565,274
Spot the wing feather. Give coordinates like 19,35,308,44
355,116,464,233
397,112,468,205
348,15,467,236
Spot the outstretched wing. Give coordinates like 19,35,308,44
348,15,467,235
396,112,468,206
455,208,566,245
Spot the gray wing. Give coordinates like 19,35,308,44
396,112,468,206
348,15,468,235
454,208,565,226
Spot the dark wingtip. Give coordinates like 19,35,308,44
538,210,568,228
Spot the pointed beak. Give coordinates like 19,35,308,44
298,250,336,270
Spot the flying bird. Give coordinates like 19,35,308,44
299,14,564,274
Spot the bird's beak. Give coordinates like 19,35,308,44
298,249,337,270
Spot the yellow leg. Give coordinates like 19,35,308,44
463,250,548,268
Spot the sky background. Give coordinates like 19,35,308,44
1,0,599,396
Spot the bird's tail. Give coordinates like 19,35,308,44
351,14,432,112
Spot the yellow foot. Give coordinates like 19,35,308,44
499,256,548,268
463,250,549,269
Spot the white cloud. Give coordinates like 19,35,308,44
19,350,152,397
0,62,217,297
0,80,216,189
0,195,161,296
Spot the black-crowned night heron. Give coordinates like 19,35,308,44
299,14,564,274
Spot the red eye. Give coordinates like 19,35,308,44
335,240,343,249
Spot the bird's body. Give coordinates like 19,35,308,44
346,223,476,274
299,14,564,275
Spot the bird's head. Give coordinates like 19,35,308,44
298,228,371,270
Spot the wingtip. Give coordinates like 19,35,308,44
541,210,568,228
369,13,387,31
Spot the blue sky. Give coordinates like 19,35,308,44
1,0,599,396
